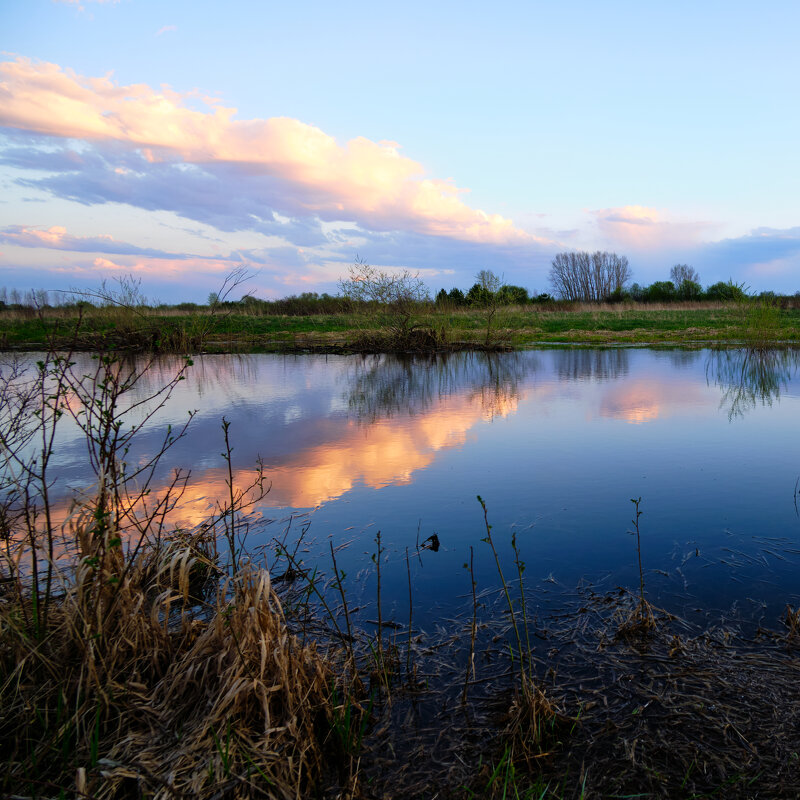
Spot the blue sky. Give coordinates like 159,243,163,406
1,0,799,301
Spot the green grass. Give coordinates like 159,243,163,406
3,302,800,351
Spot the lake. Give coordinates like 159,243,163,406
14,346,800,632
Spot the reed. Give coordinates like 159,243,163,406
477,496,565,766
620,497,656,633
462,544,478,705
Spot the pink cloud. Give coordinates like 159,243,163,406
92,256,123,269
0,57,542,247
0,224,201,259
83,254,238,278
590,205,716,251
5,225,73,247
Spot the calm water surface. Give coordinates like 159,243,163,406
28,348,800,628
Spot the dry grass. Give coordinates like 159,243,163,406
785,604,800,638
502,676,569,768
0,512,354,798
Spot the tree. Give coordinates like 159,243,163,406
670,264,700,289
470,270,504,345
338,257,429,342
466,283,492,306
475,269,502,295
676,279,703,301
549,251,632,301
447,287,466,306
497,285,529,305
645,281,677,303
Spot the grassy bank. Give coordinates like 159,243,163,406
2,300,800,352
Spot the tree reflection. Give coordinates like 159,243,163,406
345,351,536,423
661,349,703,369
706,347,800,420
554,348,629,382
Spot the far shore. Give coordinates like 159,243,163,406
2,301,800,353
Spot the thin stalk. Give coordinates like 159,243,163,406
462,545,477,705
329,540,355,664
405,546,413,679
511,531,533,671
477,495,525,678
274,542,347,644
373,531,384,678
630,497,645,616
221,418,237,573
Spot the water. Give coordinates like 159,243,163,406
6,347,800,630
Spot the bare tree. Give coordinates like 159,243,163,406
475,269,502,294
338,257,429,342
670,264,700,289
549,251,632,301
473,269,503,345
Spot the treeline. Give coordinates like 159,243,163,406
548,252,800,305
0,287,354,316
433,285,554,307
3,250,800,320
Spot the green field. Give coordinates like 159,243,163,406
2,301,799,351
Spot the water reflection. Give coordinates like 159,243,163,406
661,350,703,369
9,347,800,636
705,347,800,420
346,351,535,422
555,348,629,382
12,347,800,530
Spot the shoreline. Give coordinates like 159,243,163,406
2,302,800,353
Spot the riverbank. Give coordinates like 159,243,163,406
3,301,800,352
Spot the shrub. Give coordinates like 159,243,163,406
644,281,677,303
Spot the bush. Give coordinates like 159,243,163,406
676,280,703,301
607,287,632,303
497,284,529,305
448,287,466,306
644,281,677,303
466,283,493,306
706,280,748,302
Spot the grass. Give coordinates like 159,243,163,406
5,300,800,352
0,532,348,797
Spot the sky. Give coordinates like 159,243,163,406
1,0,799,302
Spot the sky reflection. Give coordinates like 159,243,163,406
6,347,800,624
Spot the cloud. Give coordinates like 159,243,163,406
60,254,241,279
698,226,800,287
0,57,542,247
155,25,177,37
0,223,206,259
590,205,716,251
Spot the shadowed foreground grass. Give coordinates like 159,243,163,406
1,543,347,798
